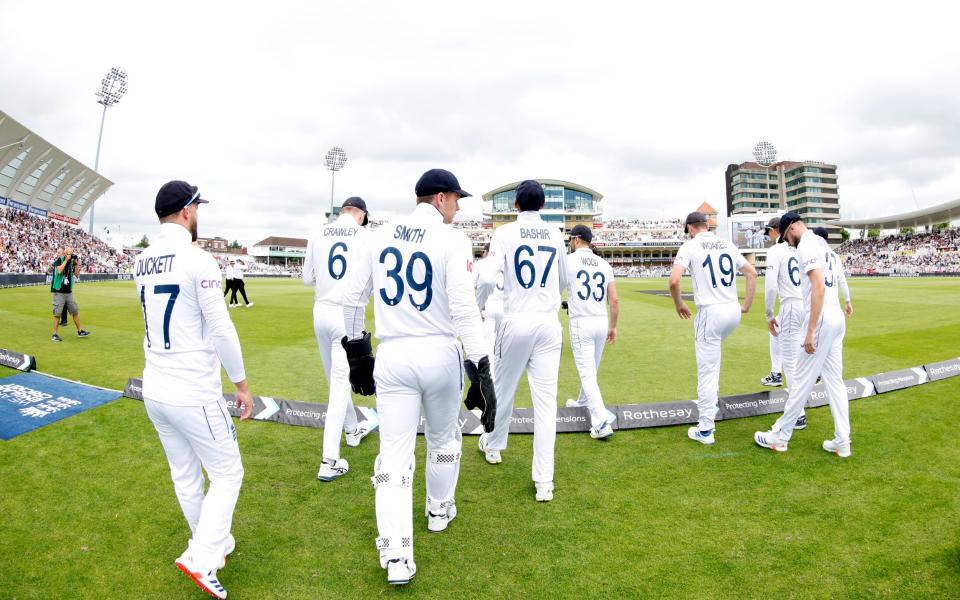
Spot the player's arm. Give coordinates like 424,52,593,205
476,232,505,308
804,268,825,354
669,246,692,319
302,237,317,286
837,256,853,316
55,256,66,273
196,257,252,419
764,251,780,324
737,252,757,314
338,234,376,395
606,273,619,343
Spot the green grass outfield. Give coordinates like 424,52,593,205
1,277,958,599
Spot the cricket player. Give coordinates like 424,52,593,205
814,226,853,317
476,179,567,502
561,224,618,440
222,261,235,304
303,196,378,481
340,168,495,585
135,180,253,600
754,213,852,456
669,211,757,445
472,242,504,374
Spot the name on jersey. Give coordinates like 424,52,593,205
581,257,598,266
323,227,357,237
700,241,726,250
394,225,426,244
135,254,176,277
520,228,550,240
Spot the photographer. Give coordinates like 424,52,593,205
51,246,90,342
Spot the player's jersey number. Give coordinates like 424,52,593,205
702,253,735,288
140,284,180,350
787,256,801,287
575,270,606,302
328,242,348,280
379,247,433,311
514,245,557,289
824,252,837,287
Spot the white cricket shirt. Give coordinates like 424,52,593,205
565,247,614,319
472,255,504,317
764,241,803,319
134,223,246,406
673,231,748,307
796,230,842,312
303,213,373,305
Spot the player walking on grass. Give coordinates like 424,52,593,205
303,196,378,482
669,211,757,445
472,242,504,376
562,224,619,440
135,180,254,600
476,179,567,502
340,168,495,585
754,213,852,456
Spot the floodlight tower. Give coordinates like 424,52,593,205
752,140,777,209
325,146,348,221
89,67,128,233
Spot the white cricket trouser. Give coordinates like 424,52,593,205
773,307,849,442
371,337,463,568
692,302,742,431
489,314,562,484
145,397,243,573
482,309,502,378
569,315,610,428
313,303,359,461
769,331,782,374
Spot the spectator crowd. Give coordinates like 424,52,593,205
838,228,960,274
0,205,132,274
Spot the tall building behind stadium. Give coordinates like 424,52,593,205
724,160,841,244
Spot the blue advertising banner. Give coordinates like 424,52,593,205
0,372,121,440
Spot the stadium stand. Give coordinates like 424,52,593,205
838,227,960,274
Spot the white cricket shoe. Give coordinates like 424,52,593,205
245,303,254,308
565,397,588,408
590,420,614,440
346,415,378,448
760,372,783,387
687,427,715,445
317,458,349,481
794,414,807,430
822,438,852,458
478,432,501,464
175,553,227,599
754,430,789,452
386,559,417,585
535,481,554,502
426,499,457,532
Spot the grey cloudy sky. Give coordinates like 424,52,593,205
2,0,958,245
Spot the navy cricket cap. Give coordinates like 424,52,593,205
156,180,208,218
777,212,803,243
570,224,593,243
415,169,472,198
813,226,829,241
516,180,545,211
341,196,369,226
684,211,708,227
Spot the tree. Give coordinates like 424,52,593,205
840,227,850,242
135,235,150,248
867,229,880,239
229,240,242,249
899,227,914,235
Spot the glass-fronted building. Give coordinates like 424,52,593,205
482,179,603,232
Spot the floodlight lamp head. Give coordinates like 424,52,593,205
325,146,348,171
752,140,777,167
96,67,128,107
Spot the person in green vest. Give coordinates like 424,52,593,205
51,246,90,342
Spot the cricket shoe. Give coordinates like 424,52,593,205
822,438,852,458
77,329,91,338
346,414,379,448
535,481,554,502
754,430,789,452
565,397,588,408
175,554,227,599
760,372,783,387
245,303,254,308
590,420,614,440
317,458,349,482
794,414,807,430
426,498,457,532
478,432,501,464
51,334,62,342
386,558,416,585
687,427,715,445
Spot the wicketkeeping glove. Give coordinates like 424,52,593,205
340,332,376,396
464,356,496,433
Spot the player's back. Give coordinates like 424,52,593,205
565,248,613,318
305,215,370,304
133,223,228,403
367,203,470,340
767,241,802,301
489,214,566,315
797,232,841,310
676,231,745,306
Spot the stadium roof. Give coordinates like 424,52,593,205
830,198,960,229
0,110,114,224
481,179,603,203
252,236,308,248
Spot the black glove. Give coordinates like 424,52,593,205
561,300,569,311
340,332,376,396
464,356,496,433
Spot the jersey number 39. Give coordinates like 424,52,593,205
379,247,433,311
